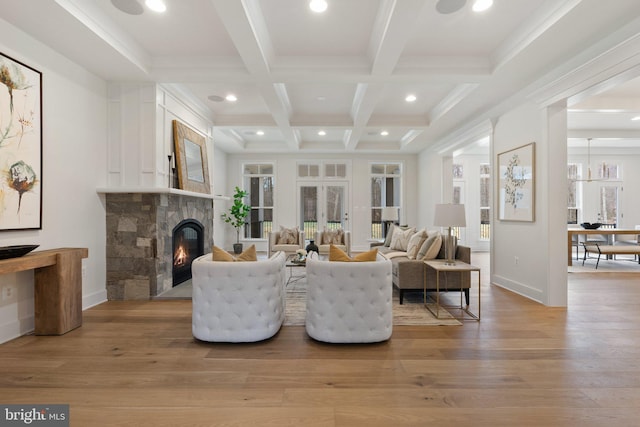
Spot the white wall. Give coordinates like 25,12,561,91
417,150,444,229
0,19,108,343
224,153,418,253
212,146,228,247
491,101,568,306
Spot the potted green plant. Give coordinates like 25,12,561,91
221,186,251,254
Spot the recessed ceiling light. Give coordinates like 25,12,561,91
309,0,328,13
145,0,167,13
435,0,466,14
207,95,224,102
318,130,326,136
225,94,237,102
472,0,493,12
111,0,144,15
256,130,265,136
632,116,640,121
405,94,417,102
380,130,389,136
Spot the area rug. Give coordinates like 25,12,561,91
156,279,461,326
569,256,640,273
285,279,461,326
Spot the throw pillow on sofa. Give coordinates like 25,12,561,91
417,232,442,260
322,229,344,245
383,224,411,247
277,226,299,244
406,228,427,259
390,226,416,251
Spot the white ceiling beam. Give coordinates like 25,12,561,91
216,129,247,150
568,129,640,139
491,0,583,72
369,0,428,76
346,84,385,151
54,0,152,74
345,0,426,151
429,83,480,123
210,0,300,150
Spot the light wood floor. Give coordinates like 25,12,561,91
1,255,639,426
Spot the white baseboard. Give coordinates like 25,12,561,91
0,316,34,345
83,289,107,310
492,274,544,304
0,289,108,345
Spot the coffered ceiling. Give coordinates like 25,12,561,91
2,0,640,153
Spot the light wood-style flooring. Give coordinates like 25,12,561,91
1,254,639,426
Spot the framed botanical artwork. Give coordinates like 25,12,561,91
172,120,210,194
498,142,535,222
0,52,42,230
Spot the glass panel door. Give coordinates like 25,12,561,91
298,182,349,240
598,183,620,227
325,183,348,231
299,183,319,239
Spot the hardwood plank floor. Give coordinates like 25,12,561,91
1,255,639,426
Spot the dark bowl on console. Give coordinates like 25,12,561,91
0,245,39,260
580,222,602,230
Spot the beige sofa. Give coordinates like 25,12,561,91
372,235,471,305
314,229,351,256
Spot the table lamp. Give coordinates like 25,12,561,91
434,203,466,265
381,206,398,237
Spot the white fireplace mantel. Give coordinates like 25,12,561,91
97,187,230,201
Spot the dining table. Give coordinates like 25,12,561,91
567,227,640,266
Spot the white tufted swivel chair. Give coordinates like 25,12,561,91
191,251,286,342
305,253,393,343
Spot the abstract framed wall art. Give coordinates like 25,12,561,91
498,142,535,222
0,52,42,230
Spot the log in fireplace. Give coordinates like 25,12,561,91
172,219,204,287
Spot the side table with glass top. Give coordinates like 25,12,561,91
423,259,481,321
285,254,307,286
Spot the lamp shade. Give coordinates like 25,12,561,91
433,204,466,227
381,207,399,222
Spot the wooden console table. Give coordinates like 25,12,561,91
0,248,88,335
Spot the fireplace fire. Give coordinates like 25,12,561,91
172,219,204,287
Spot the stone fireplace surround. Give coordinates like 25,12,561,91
103,190,213,300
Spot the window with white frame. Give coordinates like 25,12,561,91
600,186,619,226
297,163,320,178
479,163,491,240
243,163,274,239
452,163,464,239
567,163,580,224
598,162,620,180
370,163,401,239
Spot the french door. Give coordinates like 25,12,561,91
297,181,349,240
596,182,621,227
